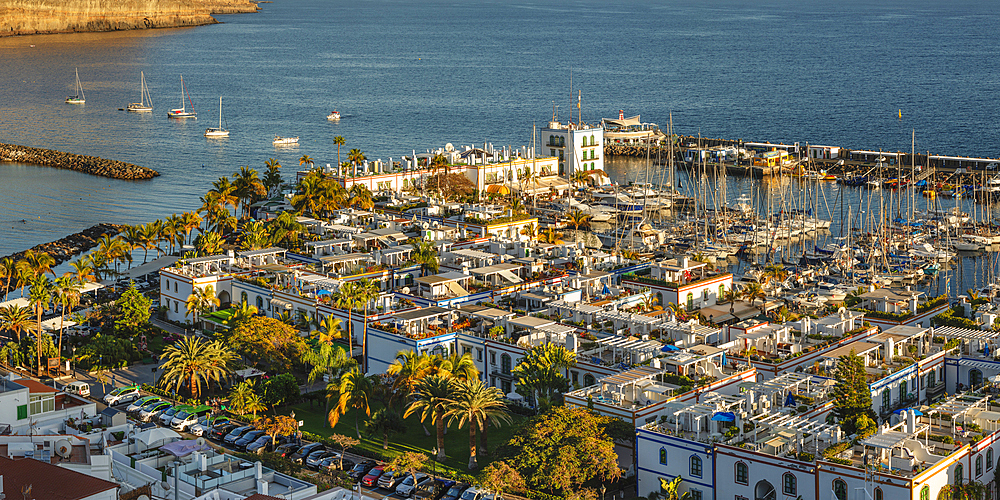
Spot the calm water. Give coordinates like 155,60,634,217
2,0,1000,270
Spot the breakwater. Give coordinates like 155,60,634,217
0,143,159,180
1,223,124,266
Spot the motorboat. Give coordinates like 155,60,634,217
327,111,341,121
908,242,953,261
273,135,299,146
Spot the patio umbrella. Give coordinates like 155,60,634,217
785,393,796,407
989,374,1000,384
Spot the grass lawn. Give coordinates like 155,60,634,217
278,400,526,476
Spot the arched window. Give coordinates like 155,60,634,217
659,447,667,465
874,487,883,500
735,462,748,484
501,354,512,375
590,134,595,146
882,390,890,411
689,455,702,478
977,455,984,476
755,480,776,500
255,296,263,310
240,291,248,305
988,449,994,470
920,485,929,500
833,479,847,500
702,288,709,303
929,370,936,387
584,374,596,386
900,379,908,401
956,463,964,485
782,473,796,495
719,284,726,299
687,293,694,311
971,369,984,388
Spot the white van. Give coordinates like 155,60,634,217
65,382,90,397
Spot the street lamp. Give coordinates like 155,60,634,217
600,485,606,500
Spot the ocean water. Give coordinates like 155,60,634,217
1,0,1000,265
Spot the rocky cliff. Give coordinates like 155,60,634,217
0,0,258,37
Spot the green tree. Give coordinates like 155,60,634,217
263,373,300,408
742,282,766,308
512,344,576,408
387,451,428,496
28,275,53,376
0,304,32,342
446,378,511,469
229,380,266,417
332,136,346,169
366,408,407,450
501,406,622,494
355,278,380,372
254,414,299,447
480,460,526,500
333,282,358,359
832,349,877,433
328,367,374,438
226,316,308,372
404,374,454,461
157,336,236,399
410,239,440,276
74,333,138,370
328,433,359,470
114,282,151,333
186,285,220,327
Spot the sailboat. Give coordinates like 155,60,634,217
204,97,230,137
167,75,197,118
65,68,85,104
127,71,153,112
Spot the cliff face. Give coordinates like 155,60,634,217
0,0,258,37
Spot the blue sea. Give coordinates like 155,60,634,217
1,0,999,290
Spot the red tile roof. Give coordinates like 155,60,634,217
12,379,59,393
0,456,117,500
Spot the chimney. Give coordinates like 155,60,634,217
255,461,263,480
198,452,207,472
257,480,269,495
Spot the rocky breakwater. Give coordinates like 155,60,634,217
0,143,159,180
2,223,125,266
0,0,258,37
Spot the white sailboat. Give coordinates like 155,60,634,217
127,71,153,112
204,97,229,137
65,68,85,104
167,75,197,118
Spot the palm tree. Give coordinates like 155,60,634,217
233,166,267,218
333,282,358,359
540,227,564,245
0,257,16,298
437,352,480,381
54,275,80,359
763,264,788,286
180,212,203,245
229,380,266,417
138,221,162,263
405,374,454,461
519,222,537,241
158,336,236,399
267,211,306,248
332,136,346,170
348,149,366,177
263,159,283,197
163,214,184,255
429,153,449,199
387,350,433,396
69,258,96,284
186,285,220,327
742,282,766,308
28,275,53,376
720,287,741,314
355,279,380,372
21,250,56,279
566,210,592,242
194,230,223,256
228,300,258,326
446,378,511,469
0,304,32,342
120,225,142,268
303,342,353,386
366,408,406,450
328,367,374,438
411,240,439,276
239,220,272,251
349,183,375,210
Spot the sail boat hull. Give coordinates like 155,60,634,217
127,104,152,112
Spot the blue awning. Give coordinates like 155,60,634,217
893,407,923,416
661,344,680,352
711,411,736,422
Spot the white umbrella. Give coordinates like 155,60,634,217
134,427,181,448
988,374,1000,384
506,392,523,401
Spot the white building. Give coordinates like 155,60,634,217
540,120,604,177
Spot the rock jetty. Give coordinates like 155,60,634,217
0,143,159,180
2,223,125,267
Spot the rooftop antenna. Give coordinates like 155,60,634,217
578,90,582,128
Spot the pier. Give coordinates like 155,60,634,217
0,143,159,180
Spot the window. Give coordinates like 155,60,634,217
256,296,264,310
584,374,596,386
874,488,883,500
689,455,702,478
463,345,472,356
501,354,511,375
571,371,579,384
735,462,748,484
782,473,796,495
956,463,964,484
929,370,936,387
174,282,178,293
754,480,775,500
501,380,511,395
174,301,178,313
978,455,984,476
920,486,930,500
881,391,890,411
971,369,984,388
900,380,908,401
490,352,496,365
240,291,248,305
659,447,667,465
16,404,27,420
833,479,847,500
477,348,483,362
687,293,694,311
29,394,55,415
590,134,595,146
988,449,994,470
690,490,702,500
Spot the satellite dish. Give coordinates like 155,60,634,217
55,439,73,458
137,496,151,500
401,287,411,295
161,481,171,491
197,437,206,446
445,143,455,152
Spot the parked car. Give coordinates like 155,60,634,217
415,478,455,500
126,396,161,414
395,473,432,498
65,381,91,397
441,482,471,500
138,402,172,422
103,385,141,405
378,469,404,490
171,405,213,432
223,425,255,445
361,465,386,487
321,456,352,473
234,430,266,451
246,435,274,454
190,416,230,437
289,442,324,464
209,423,238,441
159,405,192,427
459,487,494,500
305,450,339,470
274,443,301,458
348,459,378,481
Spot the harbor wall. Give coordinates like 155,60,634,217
1,223,125,266
0,143,159,180
0,0,258,37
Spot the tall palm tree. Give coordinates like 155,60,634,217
720,288,741,314
540,227,564,245
120,225,143,268
314,315,344,344
228,300,258,326
163,214,184,255
233,166,267,218
20,250,56,279
266,211,306,248
194,230,223,256
28,275,53,376
0,304,32,342
158,336,236,399
436,352,480,382
387,350,434,396
186,285,220,327
566,210,591,242
333,136,346,171
519,223,537,241
411,240,439,276
446,378,511,469
54,275,80,359
355,279,380,373
328,367,375,438
348,149,366,177
333,282,358,359
0,257,15,298
405,375,454,461
138,221,163,263
429,153,449,199
263,159,283,197
180,212,203,246
303,341,353,385
742,282,766,308
69,258,96,284
299,155,315,169
349,183,375,210
367,408,406,450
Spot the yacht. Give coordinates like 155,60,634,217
273,135,299,146
127,71,153,112
327,111,341,121
204,97,230,137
